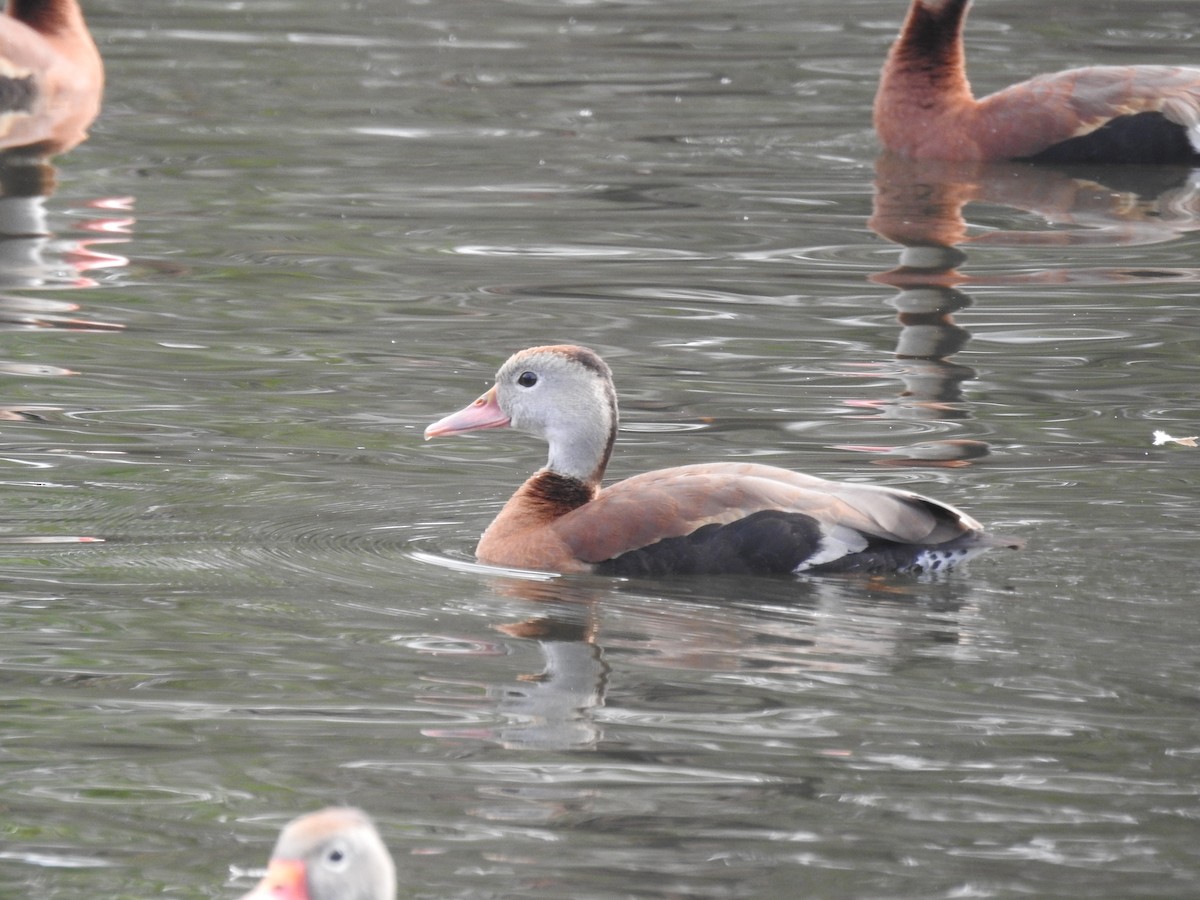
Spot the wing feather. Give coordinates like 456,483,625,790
554,463,979,564
977,65,1200,157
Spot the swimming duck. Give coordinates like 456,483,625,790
0,0,103,157
237,807,395,900
424,345,1021,576
874,0,1200,163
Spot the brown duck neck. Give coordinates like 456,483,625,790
8,0,83,33
516,470,597,517
877,0,975,127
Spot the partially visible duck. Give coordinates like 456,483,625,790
424,345,1021,577
874,0,1200,163
0,0,104,157
237,807,395,900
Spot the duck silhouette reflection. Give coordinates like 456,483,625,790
858,155,1200,467
418,573,982,753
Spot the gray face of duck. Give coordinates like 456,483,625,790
238,807,396,900
491,345,618,484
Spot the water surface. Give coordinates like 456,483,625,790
2,1,1199,897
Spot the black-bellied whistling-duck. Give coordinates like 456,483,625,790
0,0,103,157
875,0,1200,163
424,345,1021,577
238,807,396,900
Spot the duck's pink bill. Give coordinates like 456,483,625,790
424,386,510,439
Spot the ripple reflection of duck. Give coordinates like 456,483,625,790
869,155,1200,286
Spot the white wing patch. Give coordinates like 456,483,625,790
793,524,868,572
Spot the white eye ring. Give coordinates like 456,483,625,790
323,842,351,872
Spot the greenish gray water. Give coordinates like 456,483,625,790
1,1,1199,897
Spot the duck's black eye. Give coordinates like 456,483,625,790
324,844,349,870
517,371,538,388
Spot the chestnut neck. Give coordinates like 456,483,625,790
881,0,973,104
8,0,82,34
523,470,598,515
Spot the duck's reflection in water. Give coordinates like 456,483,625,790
0,154,130,546
856,155,1200,466
0,155,129,418
0,155,131,298
871,155,1200,261
421,572,984,753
